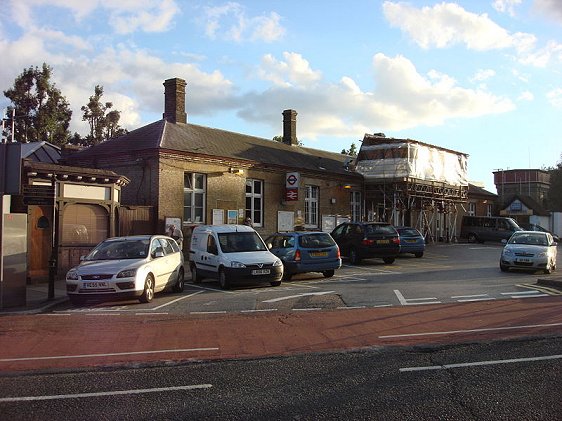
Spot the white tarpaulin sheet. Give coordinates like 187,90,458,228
355,142,468,186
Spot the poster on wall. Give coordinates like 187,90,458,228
227,210,238,224
165,217,181,235
212,209,224,225
278,211,295,232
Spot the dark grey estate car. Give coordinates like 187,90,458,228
330,222,400,265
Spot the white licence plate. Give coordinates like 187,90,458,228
83,281,109,289
516,258,531,263
252,269,270,275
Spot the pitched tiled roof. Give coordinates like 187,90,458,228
65,120,358,177
502,194,550,216
468,183,497,198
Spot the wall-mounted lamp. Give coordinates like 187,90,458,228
330,198,336,204
229,168,244,175
342,184,352,189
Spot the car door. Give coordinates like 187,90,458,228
331,224,351,256
159,238,179,289
149,238,169,287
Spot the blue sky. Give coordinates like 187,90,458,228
1,1,562,191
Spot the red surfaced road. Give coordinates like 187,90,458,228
1,297,561,373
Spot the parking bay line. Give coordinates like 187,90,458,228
263,291,335,303
400,354,562,373
0,384,213,403
394,289,441,306
0,347,220,363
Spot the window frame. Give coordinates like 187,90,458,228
245,179,263,227
183,172,206,224
304,185,319,228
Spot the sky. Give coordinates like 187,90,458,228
1,0,562,192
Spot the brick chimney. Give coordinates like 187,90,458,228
163,78,187,124
282,109,298,146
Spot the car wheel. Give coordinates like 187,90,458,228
322,270,335,278
414,252,424,258
500,263,509,272
468,233,478,243
349,248,361,265
173,268,185,292
69,296,85,306
191,264,202,284
383,257,395,264
219,269,230,290
139,274,155,303
270,281,281,287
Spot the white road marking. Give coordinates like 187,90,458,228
457,298,496,303
400,354,562,372
187,284,236,294
151,291,203,310
190,311,227,315
0,348,219,363
337,306,367,310
293,308,322,311
379,322,562,339
0,384,213,402
263,291,335,303
394,289,441,306
451,294,489,299
501,290,544,295
240,309,278,313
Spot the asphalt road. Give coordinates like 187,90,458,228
1,335,560,420
49,242,562,315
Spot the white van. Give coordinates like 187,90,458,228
189,224,283,289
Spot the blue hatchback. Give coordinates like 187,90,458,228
395,226,425,258
265,231,341,280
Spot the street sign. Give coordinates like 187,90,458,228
286,172,299,188
285,188,298,201
23,185,55,205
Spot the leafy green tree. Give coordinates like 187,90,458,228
341,142,358,156
547,155,562,211
79,85,126,146
3,63,72,145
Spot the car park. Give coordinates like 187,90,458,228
66,235,185,305
499,231,558,274
519,223,560,243
330,222,400,265
265,231,341,280
395,226,425,257
189,224,283,289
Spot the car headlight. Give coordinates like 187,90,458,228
231,261,246,268
273,259,283,267
66,269,79,280
537,252,547,258
502,249,513,256
117,268,137,278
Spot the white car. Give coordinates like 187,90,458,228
66,235,185,305
500,231,558,274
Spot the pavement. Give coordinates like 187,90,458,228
0,277,69,315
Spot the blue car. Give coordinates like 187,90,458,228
265,231,341,280
395,226,425,258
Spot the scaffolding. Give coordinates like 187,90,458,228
356,134,469,243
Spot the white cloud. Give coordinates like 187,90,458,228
6,0,180,34
546,88,562,107
382,1,536,53
534,0,562,24
240,52,515,139
257,52,322,87
493,0,522,16
471,69,496,82
203,2,285,42
518,91,534,101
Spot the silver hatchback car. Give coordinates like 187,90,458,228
500,231,558,274
66,235,185,305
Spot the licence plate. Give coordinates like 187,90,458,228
376,240,389,244
516,258,531,263
405,239,417,243
310,252,328,257
252,269,270,275
83,281,109,289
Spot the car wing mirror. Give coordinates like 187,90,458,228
501,239,507,244
152,247,165,258
79,255,86,262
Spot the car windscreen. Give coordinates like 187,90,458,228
218,232,267,253
397,228,420,236
508,233,548,246
365,225,397,235
298,233,335,248
86,239,150,260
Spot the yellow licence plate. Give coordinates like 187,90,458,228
310,252,328,257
